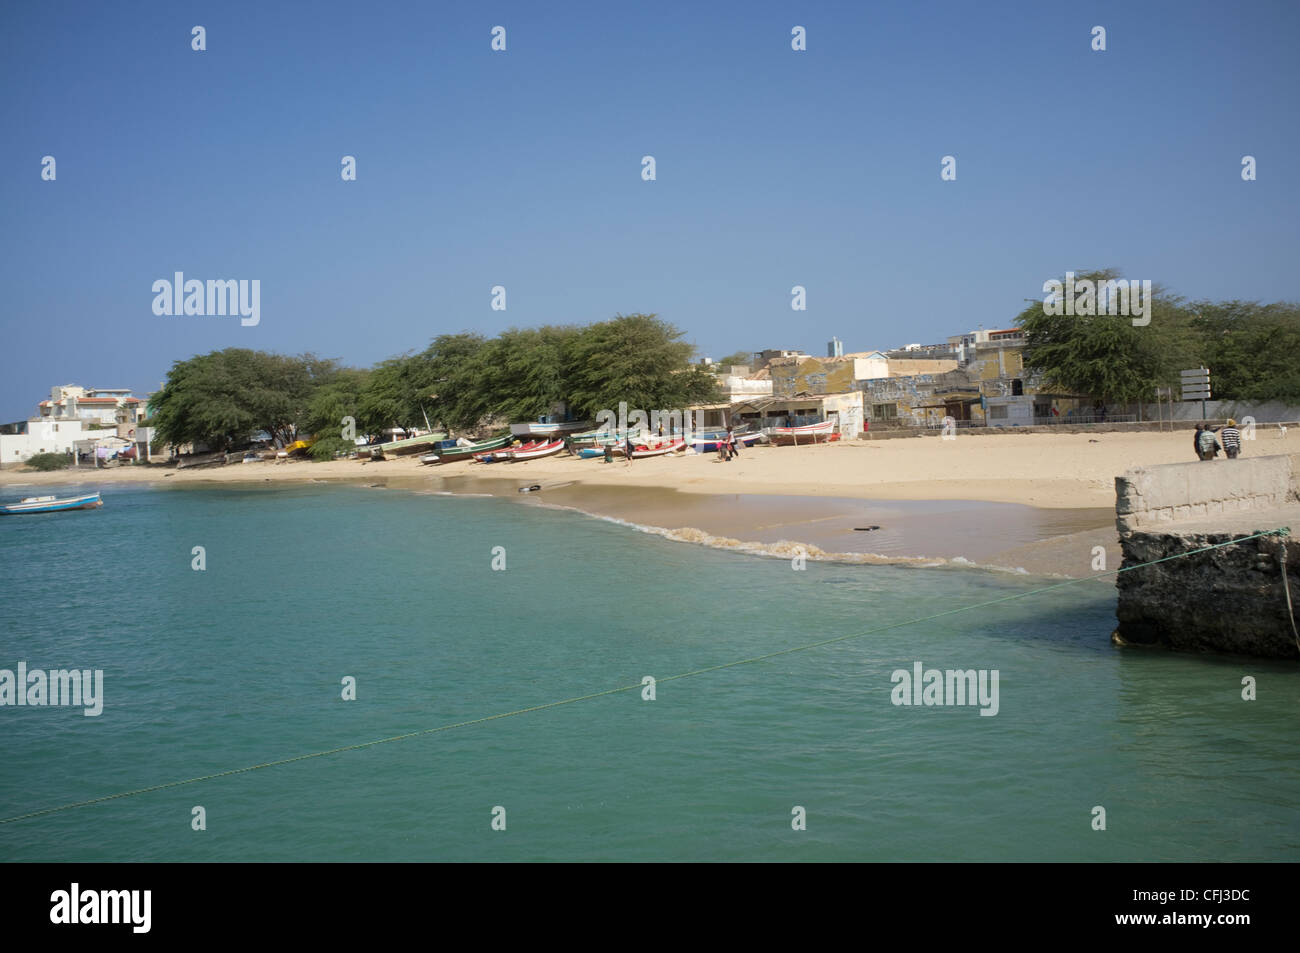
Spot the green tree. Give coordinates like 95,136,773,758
303,366,370,459
717,351,753,367
1018,270,1183,409
150,349,322,451
565,313,721,416
1190,300,1300,402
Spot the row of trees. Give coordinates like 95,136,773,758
1016,270,1300,407
148,314,722,458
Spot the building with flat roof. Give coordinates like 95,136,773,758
38,385,147,427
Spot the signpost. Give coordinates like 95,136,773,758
1180,367,1211,420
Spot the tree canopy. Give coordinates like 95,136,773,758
148,314,721,452
1018,269,1300,405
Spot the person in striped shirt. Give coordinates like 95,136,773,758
1220,419,1242,459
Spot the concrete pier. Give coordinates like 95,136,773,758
1113,453,1300,658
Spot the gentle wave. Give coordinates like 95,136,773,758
520,498,1038,575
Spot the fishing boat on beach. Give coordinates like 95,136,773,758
360,430,449,458
509,417,592,439
506,439,565,462
767,420,837,445
688,431,764,453
424,433,512,464
476,440,541,463
0,492,103,515
629,439,685,458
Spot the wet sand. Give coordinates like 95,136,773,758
14,429,1277,576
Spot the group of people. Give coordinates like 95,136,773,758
1194,419,1242,460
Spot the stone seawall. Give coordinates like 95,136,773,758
1114,528,1299,658
1113,454,1300,658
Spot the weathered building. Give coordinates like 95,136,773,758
730,391,865,436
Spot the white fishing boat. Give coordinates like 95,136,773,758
508,418,593,439
0,492,103,515
767,420,837,445
628,439,685,458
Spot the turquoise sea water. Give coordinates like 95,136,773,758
1,484,1297,862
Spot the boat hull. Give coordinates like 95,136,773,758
506,440,565,461
629,439,685,458
767,422,837,446
432,434,512,463
0,492,103,515
689,432,764,452
509,420,592,438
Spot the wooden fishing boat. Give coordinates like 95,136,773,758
767,420,837,445
688,431,764,452
428,434,511,463
506,439,565,462
475,440,543,463
629,439,685,458
358,431,449,457
0,492,103,515
509,418,593,439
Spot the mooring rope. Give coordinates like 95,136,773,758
0,526,1290,827
1277,538,1300,653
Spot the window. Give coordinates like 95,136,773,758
873,403,898,420
989,406,1009,420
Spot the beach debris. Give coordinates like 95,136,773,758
853,525,882,531
518,484,542,493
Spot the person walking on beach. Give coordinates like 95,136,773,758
625,434,634,468
726,426,739,459
1220,419,1242,459
603,443,613,464
1193,424,1204,459
1197,424,1221,461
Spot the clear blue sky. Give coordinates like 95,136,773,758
2,0,1297,420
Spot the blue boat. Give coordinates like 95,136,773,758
0,492,103,515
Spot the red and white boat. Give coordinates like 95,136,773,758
767,420,837,445
475,440,541,463
506,439,565,462
628,438,685,458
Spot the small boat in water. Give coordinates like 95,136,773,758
0,492,103,515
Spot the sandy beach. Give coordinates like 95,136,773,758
5,429,1297,577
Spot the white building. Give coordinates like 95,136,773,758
0,417,95,465
38,385,147,427
1,384,149,465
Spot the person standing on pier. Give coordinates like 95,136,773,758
1220,419,1242,459
1197,425,1221,461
